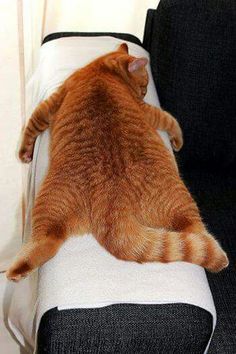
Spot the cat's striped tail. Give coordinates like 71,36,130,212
96,216,229,273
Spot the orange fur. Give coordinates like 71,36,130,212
7,43,228,281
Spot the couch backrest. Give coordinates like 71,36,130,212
144,0,236,169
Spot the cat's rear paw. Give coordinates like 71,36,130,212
19,147,33,163
6,261,32,282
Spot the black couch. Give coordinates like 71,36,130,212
143,1,236,352
38,1,236,353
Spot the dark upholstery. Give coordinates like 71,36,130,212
38,304,212,354
143,1,236,352
182,168,236,354
42,32,142,46
144,0,236,169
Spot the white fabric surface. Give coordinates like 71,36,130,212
8,37,216,353
0,0,24,272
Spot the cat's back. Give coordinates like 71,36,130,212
50,71,174,185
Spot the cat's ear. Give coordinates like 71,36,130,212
128,58,148,72
117,43,129,54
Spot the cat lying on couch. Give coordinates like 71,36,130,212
7,43,228,281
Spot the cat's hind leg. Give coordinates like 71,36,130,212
6,223,67,282
96,213,228,273
6,177,85,282
138,184,229,272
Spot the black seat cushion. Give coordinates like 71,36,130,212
143,0,236,169
38,303,212,354
182,167,236,354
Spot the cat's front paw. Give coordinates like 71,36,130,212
163,111,183,152
170,124,183,152
170,134,183,152
19,146,33,163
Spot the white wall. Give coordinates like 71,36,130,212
44,0,159,39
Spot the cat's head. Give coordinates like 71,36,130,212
100,43,149,99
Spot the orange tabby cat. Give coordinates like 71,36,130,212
6,43,228,281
